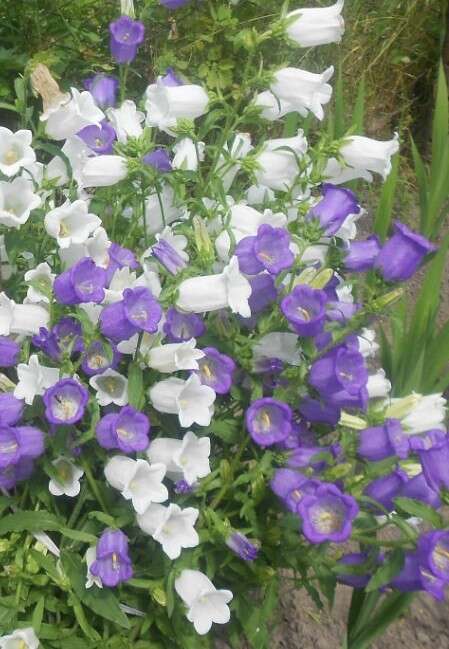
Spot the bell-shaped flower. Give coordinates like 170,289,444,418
286,1,345,48
90,368,128,406
49,456,84,497
145,184,184,235
0,293,49,337
253,332,301,367
104,455,168,514
147,430,211,485
106,100,144,143
256,66,334,121
42,87,104,140
147,338,204,373
176,256,251,318
14,354,60,405
103,267,138,304
254,131,308,191
0,177,41,228
24,262,55,304
0,627,40,649
367,369,391,399
215,132,253,192
60,226,111,271
81,155,128,187
145,77,209,134
137,502,199,559
149,373,215,427
172,138,205,171
385,392,447,436
325,133,399,184
175,569,233,635
85,546,103,589
0,127,36,177
46,135,92,187
45,199,101,249
84,73,119,109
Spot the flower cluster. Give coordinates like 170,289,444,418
0,0,446,647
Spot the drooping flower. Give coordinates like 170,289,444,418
0,293,49,337
246,398,292,447
137,503,199,559
109,15,145,64
149,374,215,427
344,235,381,272
375,221,437,282
49,457,84,497
84,74,119,109
96,405,150,453
281,285,328,337
254,131,308,191
194,347,236,395
325,133,399,184
104,455,168,514
89,369,129,407
286,1,345,48
14,354,60,405
358,419,409,462
175,569,233,635
147,339,204,373
147,430,211,485
363,469,408,513
307,184,360,236
0,127,36,177
43,378,89,425
145,77,209,135
89,529,133,588
81,154,128,187
53,257,107,305
298,483,359,543
398,472,441,509
226,532,259,561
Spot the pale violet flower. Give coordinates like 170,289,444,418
172,138,205,171
0,177,41,228
104,456,168,514
145,79,209,135
44,199,101,249
85,546,102,589
145,226,189,266
175,569,233,635
106,100,144,143
137,503,199,559
149,374,215,427
147,339,204,373
42,87,104,140
49,457,84,497
386,393,447,436
147,430,211,485
90,369,128,406
15,354,60,405
176,256,251,318
0,293,49,336
24,262,55,304
254,131,308,191
0,127,36,177
81,155,128,187
286,1,345,47
0,627,40,649
325,134,399,184
253,332,301,367
367,369,391,399
145,184,184,235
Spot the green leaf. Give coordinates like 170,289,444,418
348,592,414,649
373,153,399,241
431,61,449,181
128,362,144,409
0,511,61,535
366,549,404,592
32,596,45,634
393,497,443,527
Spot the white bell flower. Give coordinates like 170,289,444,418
46,135,92,187
149,374,215,428
0,127,36,177
386,392,447,436
106,100,144,143
42,87,104,140
103,267,138,304
145,78,209,135
90,369,129,406
0,293,49,336
254,131,308,191
253,332,301,367
137,503,199,559
15,354,60,405
286,1,345,48
147,431,211,485
0,627,40,649
24,262,55,304
357,328,379,358
172,138,205,171
176,256,251,318
44,199,101,249
49,457,84,497
147,339,204,373
0,235,12,281
175,569,233,635
216,132,253,192
0,177,41,228
145,184,184,235
104,455,168,514
117,331,161,356
325,133,399,184
59,226,111,270
367,369,391,399
85,546,102,589
81,155,128,187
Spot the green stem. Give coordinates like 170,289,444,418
81,459,109,514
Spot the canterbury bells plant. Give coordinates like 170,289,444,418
0,1,445,648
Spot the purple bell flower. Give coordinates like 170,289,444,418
43,379,89,426
299,397,341,426
152,239,186,275
33,317,83,361
54,258,107,305
398,472,441,509
96,405,150,453
106,242,139,284
246,397,292,448
298,483,359,544
248,274,277,313
90,529,133,588
0,426,44,469
309,345,368,409
84,74,119,108
271,469,321,513
417,531,449,593
77,122,116,155
308,184,360,236
163,308,205,343
195,347,236,395
412,429,449,492
235,236,263,275
281,285,328,337
0,394,24,427
277,420,316,451
363,468,408,513
287,444,334,471
0,458,34,490
344,235,381,272
358,419,410,462
159,0,191,10
100,287,162,343
143,148,172,172
81,340,121,377
391,547,447,601
325,300,361,324
375,221,437,282
337,553,373,589
390,552,426,595
109,16,145,64
254,224,294,275
0,336,20,367
161,67,183,86
226,532,259,561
